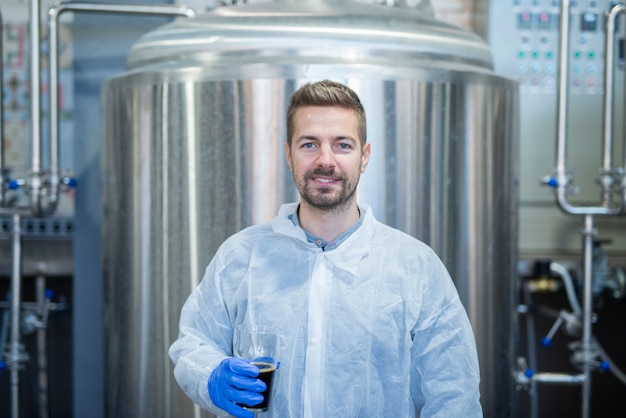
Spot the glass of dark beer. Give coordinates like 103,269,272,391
234,324,280,413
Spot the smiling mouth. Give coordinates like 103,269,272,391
314,177,337,184
305,169,343,186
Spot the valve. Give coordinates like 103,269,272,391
540,172,580,195
4,343,29,370
20,288,55,335
7,179,21,190
597,168,624,192
541,314,565,347
514,357,534,389
600,360,610,373
597,170,615,189
568,341,606,373
541,176,559,188
62,176,77,188
541,310,581,347
22,311,43,335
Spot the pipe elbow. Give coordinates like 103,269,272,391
48,1,69,19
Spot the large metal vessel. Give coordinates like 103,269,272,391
101,1,519,417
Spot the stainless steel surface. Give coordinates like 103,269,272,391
102,1,519,417
126,1,493,72
0,217,73,277
0,239,73,277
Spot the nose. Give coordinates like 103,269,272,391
316,143,335,168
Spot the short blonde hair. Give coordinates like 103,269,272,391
286,80,367,147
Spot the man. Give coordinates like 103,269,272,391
169,80,482,417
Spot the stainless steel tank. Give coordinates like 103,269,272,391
101,1,519,417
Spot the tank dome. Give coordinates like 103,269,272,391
126,0,493,73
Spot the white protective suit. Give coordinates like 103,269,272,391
169,203,483,417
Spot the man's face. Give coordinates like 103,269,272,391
285,105,370,212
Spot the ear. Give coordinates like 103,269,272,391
285,142,294,172
360,143,371,173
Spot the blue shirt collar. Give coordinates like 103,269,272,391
288,204,364,251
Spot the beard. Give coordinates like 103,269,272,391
295,167,359,211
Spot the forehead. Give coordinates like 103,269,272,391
293,106,359,130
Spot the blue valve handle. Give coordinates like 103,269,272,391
62,177,78,188
600,361,610,372
541,315,565,347
545,177,558,188
5,178,76,189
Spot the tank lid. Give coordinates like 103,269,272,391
127,0,493,73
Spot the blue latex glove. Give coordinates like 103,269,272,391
208,357,266,418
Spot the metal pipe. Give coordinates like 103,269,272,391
532,372,586,384
0,301,66,310
554,0,621,215
593,337,626,385
36,274,49,418
550,262,582,317
9,213,23,418
29,0,44,216
522,285,539,418
555,0,570,184
621,6,626,212
602,4,626,209
580,214,596,418
0,8,5,207
29,0,42,174
0,292,9,365
48,1,196,20
602,4,626,170
45,2,195,217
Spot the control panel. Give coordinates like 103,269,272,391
506,0,621,95
483,0,626,255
